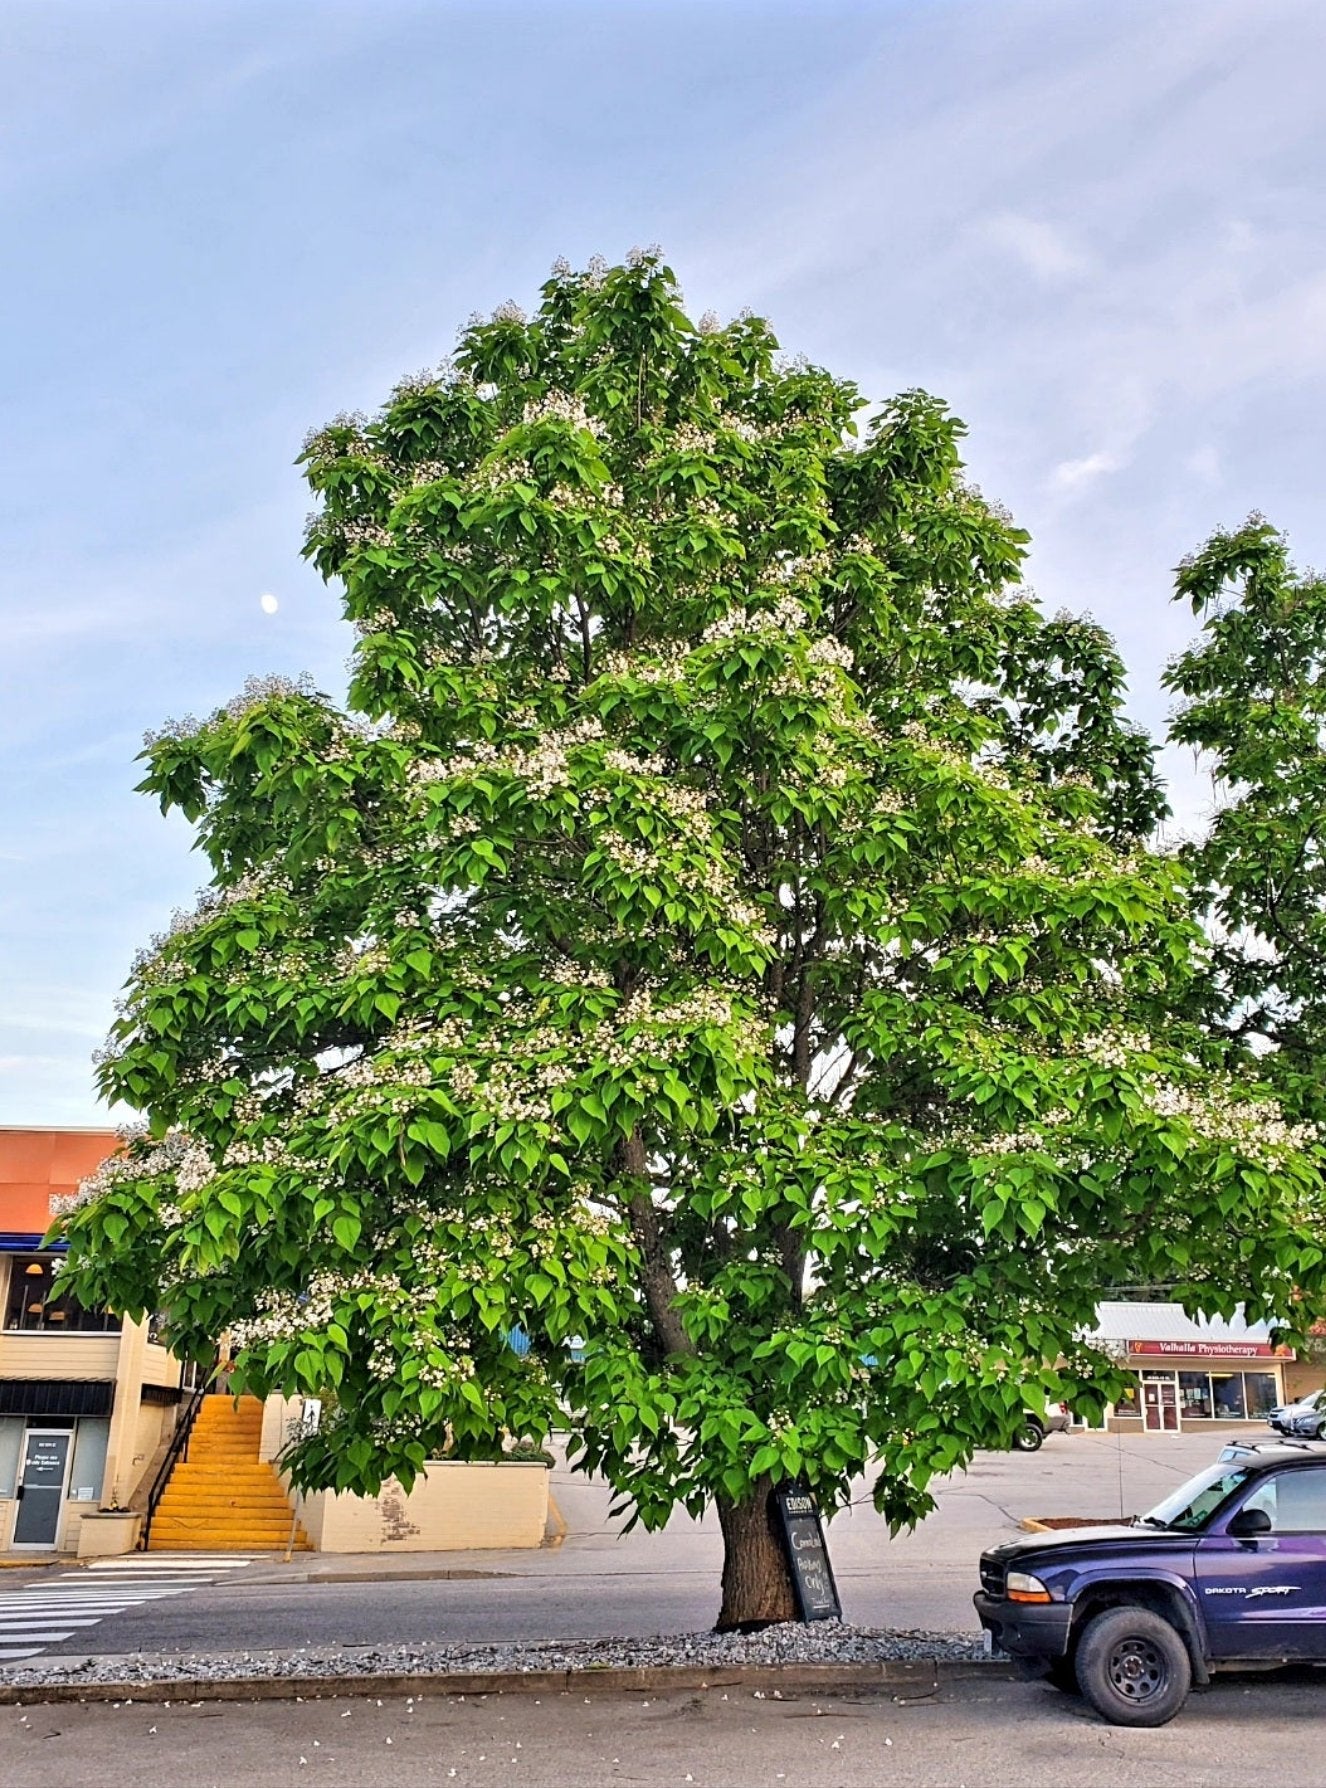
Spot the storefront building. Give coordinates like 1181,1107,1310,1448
1,1130,550,1558
0,1127,189,1552
1090,1301,1318,1433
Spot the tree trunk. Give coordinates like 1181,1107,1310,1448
619,1128,694,1360
715,1478,799,1630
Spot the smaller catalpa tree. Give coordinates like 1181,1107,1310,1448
59,253,1325,1627
1166,518,1326,1132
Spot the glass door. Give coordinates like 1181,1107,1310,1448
12,1429,72,1548
1141,1372,1180,1432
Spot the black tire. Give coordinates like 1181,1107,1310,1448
1074,1606,1192,1727
1012,1418,1045,1452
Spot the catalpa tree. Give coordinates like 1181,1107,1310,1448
60,253,1324,1626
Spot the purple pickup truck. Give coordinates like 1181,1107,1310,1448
974,1442,1326,1725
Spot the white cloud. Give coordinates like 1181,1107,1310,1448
0,1054,68,1075
981,212,1091,282
1050,451,1122,493
1185,445,1222,484
1223,219,1257,256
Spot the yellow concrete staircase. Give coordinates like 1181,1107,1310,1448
148,1394,311,1552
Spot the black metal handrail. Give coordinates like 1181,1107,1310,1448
138,1377,209,1549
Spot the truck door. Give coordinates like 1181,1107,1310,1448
1194,1468,1326,1659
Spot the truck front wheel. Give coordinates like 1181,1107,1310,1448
1074,1606,1191,1727
1011,1419,1045,1452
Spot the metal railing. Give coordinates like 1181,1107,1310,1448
138,1377,209,1549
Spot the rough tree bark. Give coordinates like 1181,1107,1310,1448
715,1477,799,1630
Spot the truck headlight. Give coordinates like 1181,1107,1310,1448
1006,1571,1052,1604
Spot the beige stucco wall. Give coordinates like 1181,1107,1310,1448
58,1500,89,1552
116,1398,171,1506
139,1339,182,1389
259,1394,302,1464
293,1462,549,1552
0,1333,121,1378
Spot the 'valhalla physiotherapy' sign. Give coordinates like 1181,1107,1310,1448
1128,1340,1295,1360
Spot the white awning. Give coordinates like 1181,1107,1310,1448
1089,1301,1275,1346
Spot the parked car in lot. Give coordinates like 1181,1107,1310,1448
1011,1401,1072,1452
1287,1391,1326,1439
1266,1388,1324,1434
1218,1435,1326,1463
974,1444,1326,1726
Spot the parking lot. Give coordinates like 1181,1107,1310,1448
534,1427,1281,1632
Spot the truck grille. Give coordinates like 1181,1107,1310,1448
979,1555,1006,1598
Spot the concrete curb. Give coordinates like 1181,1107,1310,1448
239,1566,515,1586
0,1657,1006,1708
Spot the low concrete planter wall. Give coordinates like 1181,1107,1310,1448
76,1511,142,1557
294,1462,549,1553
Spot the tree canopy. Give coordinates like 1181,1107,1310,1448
59,253,1326,1624
1166,517,1326,1129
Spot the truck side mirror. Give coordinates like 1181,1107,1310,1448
1227,1506,1273,1539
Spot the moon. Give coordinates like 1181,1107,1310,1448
259,593,279,615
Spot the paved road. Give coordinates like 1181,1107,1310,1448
0,1556,257,1663
0,1433,1250,1662
6,1675,1326,1787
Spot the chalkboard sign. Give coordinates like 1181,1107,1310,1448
773,1484,842,1622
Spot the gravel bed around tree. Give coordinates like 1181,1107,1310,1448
0,1622,987,1692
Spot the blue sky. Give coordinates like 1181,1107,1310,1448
3,0,1325,1124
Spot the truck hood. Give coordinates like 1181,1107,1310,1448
984,1524,1191,1563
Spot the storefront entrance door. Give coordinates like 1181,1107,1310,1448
12,1430,72,1548
1142,1375,1180,1432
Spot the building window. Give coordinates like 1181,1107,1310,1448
0,1416,21,1497
1178,1371,1213,1418
1243,1372,1279,1418
2,1256,121,1334
1211,1373,1248,1420
69,1417,110,1501
1161,1367,1279,1420
1114,1382,1140,1418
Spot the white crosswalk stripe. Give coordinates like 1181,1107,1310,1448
2,1587,198,1602
0,1554,252,1664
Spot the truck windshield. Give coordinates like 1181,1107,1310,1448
1140,1462,1253,1533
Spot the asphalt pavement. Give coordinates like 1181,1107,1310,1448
6,1674,1326,1787
0,1432,1250,1662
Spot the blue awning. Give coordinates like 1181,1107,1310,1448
0,1234,66,1253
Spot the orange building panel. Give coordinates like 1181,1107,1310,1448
0,1128,119,1233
